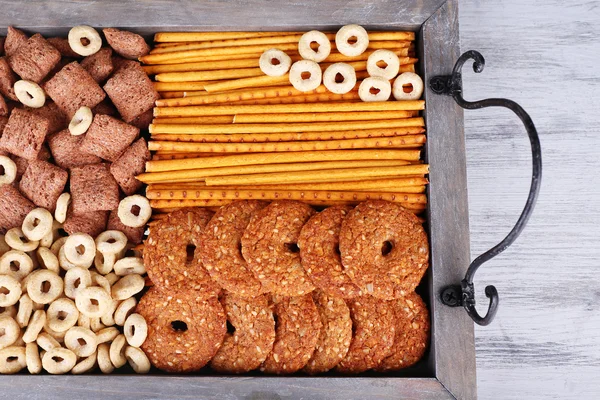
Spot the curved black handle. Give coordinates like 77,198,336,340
432,50,542,326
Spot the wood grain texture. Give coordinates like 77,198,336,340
460,0,600,399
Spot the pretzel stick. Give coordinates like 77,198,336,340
152,152,247,160
149,183,427,194
143,59,259,75
402,64,416,73
147,53,266,65
154,31,302,42
203,75,291,92
233,110,414,123
155,67,263,82
153,116,237,125
153,81,211,92
229,91,361,105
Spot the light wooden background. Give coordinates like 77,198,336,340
459,1,600,398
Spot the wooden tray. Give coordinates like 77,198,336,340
0,0,475,398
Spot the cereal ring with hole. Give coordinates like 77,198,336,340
54,193,71,224
259,48,292,77
125,346,150,374
322,62,356,94
26,270,63,304
109,334,127,368
91,272,112,294
22,208,53,241
0,274,22,307
22,310,46,343
72,352,97,374
36,332,60,351
39,231,54,250
0,156,17,185
75,287,111,318
95,230,128,255
59,246,80,271
68,25,102,56
0,305,16,318
392,72,424,101
114,257,145,276
335,24,369,57
50,237,67,256
64,267,92,300
111,274,144,301
36,247,59,274
289,60,322,92
114,297,137,326
96,327,119,344
68,106,93,136
14,80,46,108
0,250,34,281
26,342,42,374
358,76,391,102
90,317,106,332
104,272,119,286
5,228,39,252
100,299,119,326
0,346,26,374
42,347,77,374
298,31,331,62
0,315,19,350
124,313,147,348
77,313,91,330
65,326,97,357
47,298,79,332
43,319,66,343
367,49,401,80
16,294,33,328
118,195,151,228
97,343,114,374
63,233,96,268
94,251,116,275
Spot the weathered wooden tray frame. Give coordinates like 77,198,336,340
0,0,475,398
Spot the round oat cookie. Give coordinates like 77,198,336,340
303,290,352,374
210,292,275,373
376,292,430,371
335,295,395,374
260,294,321,374
241,200,316,296
298,206,362,299
137,287,226,373
339,200,429,300
199,200,268,297
144,208,218,297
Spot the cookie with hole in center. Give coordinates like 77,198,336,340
241,200,316,296
137,287,226,373
339,200,429,300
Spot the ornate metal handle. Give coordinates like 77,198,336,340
431,50,542,326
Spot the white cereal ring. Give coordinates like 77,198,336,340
118,195,152,228
0,156,17,185
36,332,61,352
63,233,96,267
26,270,63,305
359,76,392,102
109,334,127,368
42,347,77,374
64,267,92,300
335,24,369,57
65,326,98,357
111,274,144,301
50,237,67,256
0,315,19,350
125,346,150,374
114,297,137,326
26,342,42,374
114,257,145,276
75,286,111,318
91,271,112,294
124,313,147,348
43,321,66,343
0,250,34,281
97,343,114,374
58,246,79,271
323,62,357,94
96,326,120,344
367,49,401,80
0,305,16,318
22,208,53,242
36,247,60,274
77,313,91,330
298,31,331,62
16,294,33,328
5,228,39,252
0,274,22,307
0,235,10,254
14,80,46,108
104,272,120,286
259,48,292,77
289,60,322,92
90,317,106,333
54,193,71,224
22,310,46,343
95,230,128,255
39,230,54,249
0,346,26,374
392,71,424,101
100,298,119,326
94,251,117,275
72,352,97,374
47,298,79,332
68,25,102,56
68,106,93,136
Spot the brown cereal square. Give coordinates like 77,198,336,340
26,101,68,134
91,99,118,117
81,114,139,161
110,138,149,195
129,108,153,131
47,129,101,169
63,210,109,237
103,28,150,60
107,209,145,244
4,27,27,57
8,34,61,83
0,184,35,231
0,108,49,159
103,60,159,122
46,37,81,58
70,163,120,214
0,116,7,133
0,57,17,101
81,48,114,83
43,61,106,118
19,159,68,211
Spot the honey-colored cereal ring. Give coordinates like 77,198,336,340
125,346,151,374
26,269,63,304
5,228,39,252
367,49,401,80
95,231,128,255
50,237,67,256
0,250,34,281
16,294,33,328
0,346,26,374
298,31,331,62
22,208,53,241
36,332,60,351
36,247,60,273
77,313,91,330
90,317,106,332
109,334,127,368
0,305,16,318
94,251,117,275
0,315,20,350
118,195,152,228
0,156,17,185
111,274,145,301
91,272,112,296
104,272,119,286
72,352,97,374
0,235,9,254
0,274,22,307
75,287,111,318
47,298,79,332
100,299,119,326
358,76,391,102
65,326,98,357
14,80,46,108
114,257,145,276
259,49,292,77
63,233,96,267
96,326,120,344
26,342,42,374
114,297,137,326
392,72,424,101
289,60,322,92
335,24,369,57
69,106,93,136
68,25,102,56
54,193,71,224
42,347,77,374
58,246,79,270
22,310,46,343
64,267,92,299
124,313,147,348
322,62,356,95
97,343,114,374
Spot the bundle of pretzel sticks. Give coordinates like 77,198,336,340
137,30,428,215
